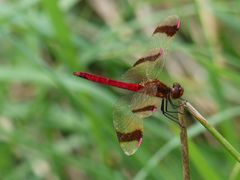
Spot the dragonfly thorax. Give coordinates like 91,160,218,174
142,80,170,98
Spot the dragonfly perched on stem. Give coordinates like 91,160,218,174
74,15,184,155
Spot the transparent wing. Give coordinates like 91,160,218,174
122,15,180,83
113,97,144,156
113,85,161,155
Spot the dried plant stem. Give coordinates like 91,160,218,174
182,101,240,162
179,104,190,180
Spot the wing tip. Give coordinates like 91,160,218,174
122,146,139,156
137,137,143,148
153,15,181,36
177,19,181,29
120,137,143,156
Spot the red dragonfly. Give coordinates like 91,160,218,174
74,15,184,155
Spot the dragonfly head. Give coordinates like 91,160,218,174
170,83,184,99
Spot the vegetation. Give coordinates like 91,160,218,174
0,0,239,179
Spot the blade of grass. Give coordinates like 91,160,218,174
229,162,240,180
194,0,238,148
1,31,114,159
189,141,221,180
42,0,77,70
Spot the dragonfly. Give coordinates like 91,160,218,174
73,15,184,155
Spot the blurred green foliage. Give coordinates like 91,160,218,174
0,0,240,179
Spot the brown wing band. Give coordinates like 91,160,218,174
116,129,142,142
133,51,162,67
132,105,156,113
153,24,180,37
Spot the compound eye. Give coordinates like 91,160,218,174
171,88,179,99
179,87,184,96
173,82,180,88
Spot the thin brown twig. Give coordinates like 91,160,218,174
179,103,190,180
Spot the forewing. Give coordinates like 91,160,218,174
123,15,180,83
113,85,161,155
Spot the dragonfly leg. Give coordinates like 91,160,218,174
168,98,180,109
164,98,183,115
161,99,180,125
164,99,184,120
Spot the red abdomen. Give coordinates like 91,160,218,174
73,72,142,92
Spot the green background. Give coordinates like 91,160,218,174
0,0,240,179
